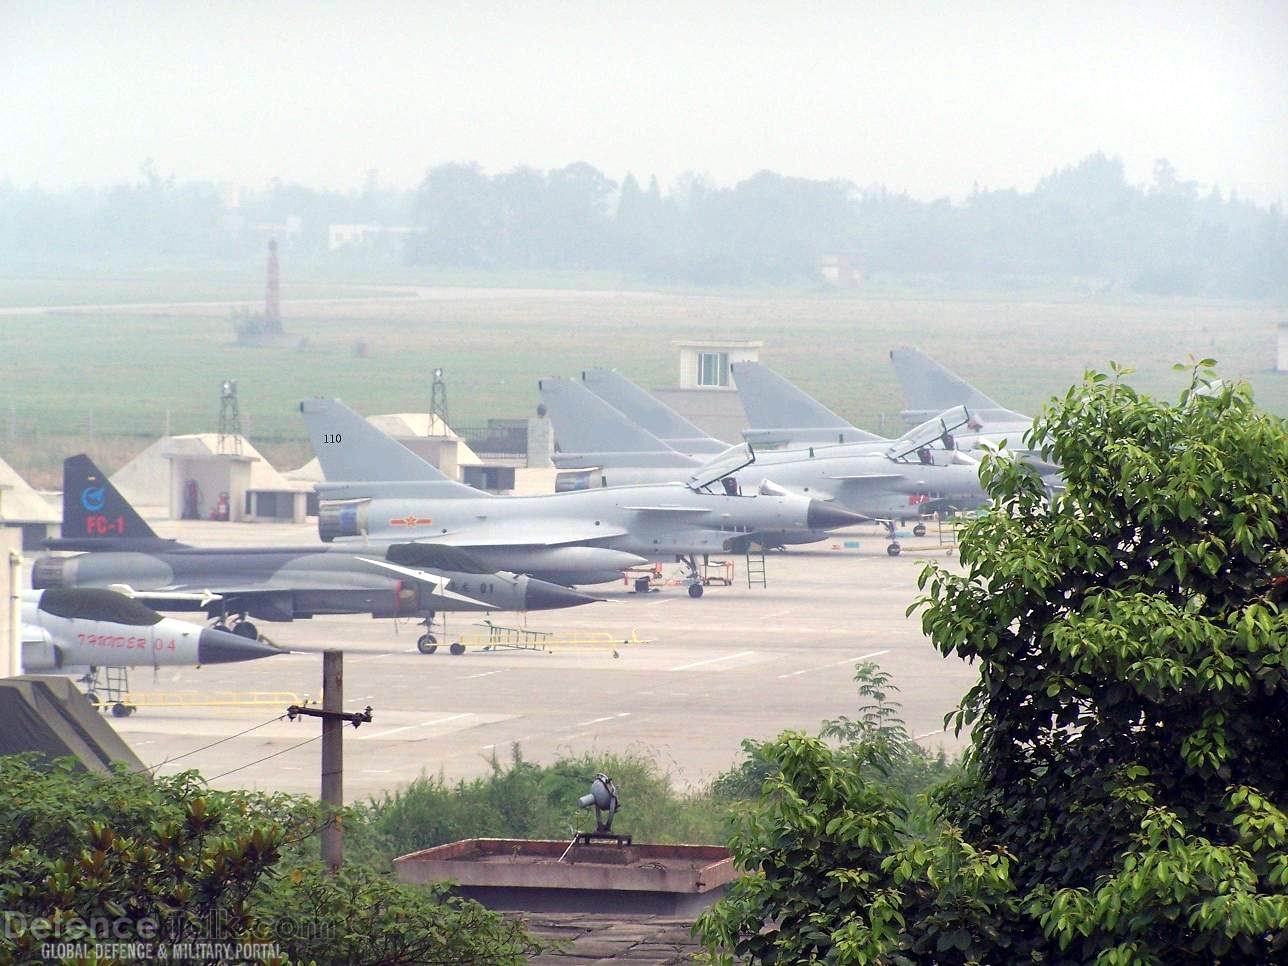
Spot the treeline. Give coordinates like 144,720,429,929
2,153,1284,295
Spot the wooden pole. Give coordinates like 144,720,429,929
321,649,343,872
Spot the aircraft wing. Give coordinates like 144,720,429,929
825,473,904,483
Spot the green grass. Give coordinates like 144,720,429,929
2,273,1285,486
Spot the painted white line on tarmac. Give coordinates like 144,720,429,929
356,712,472,740
776,649,890,679
669,650,756,672
914,728,948,740
575,712,632,727
461,669,505,680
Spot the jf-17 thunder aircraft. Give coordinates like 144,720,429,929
300,398,867,595
538,376,985,555
21,586,283,715
35,456,600,653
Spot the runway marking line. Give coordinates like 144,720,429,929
776,649,891,679
356,712,473,741
575,711,632,727
460,669,504,680
669,650,756,672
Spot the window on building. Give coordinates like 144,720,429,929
698,351,729,387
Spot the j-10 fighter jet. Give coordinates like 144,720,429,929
301,399,867,596
538,376,985,554
35,456,600,652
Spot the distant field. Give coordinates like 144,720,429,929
2,279,1285,486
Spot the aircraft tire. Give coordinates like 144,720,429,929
111,702,133,718
688,583,704,599
887,542,902,557
417,634,437,654
233,621,259,640
913,524,927,537
449,642,466,655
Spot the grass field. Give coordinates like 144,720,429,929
2,274,1285,487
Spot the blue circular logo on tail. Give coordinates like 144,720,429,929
81,486,106,512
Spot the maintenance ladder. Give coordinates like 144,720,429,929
745,547,768,588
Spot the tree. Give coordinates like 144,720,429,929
699,366,1288,962
0,756,537,963
916,364,1288,961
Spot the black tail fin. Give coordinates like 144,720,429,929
47,454,181,551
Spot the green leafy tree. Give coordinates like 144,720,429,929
700,366,1288,962
918,364,1288,961
0,756,537,964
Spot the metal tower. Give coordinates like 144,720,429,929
217,379,243,455
430,367,449,435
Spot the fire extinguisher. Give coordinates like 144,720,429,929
212,491,230,521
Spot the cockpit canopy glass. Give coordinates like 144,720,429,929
38,587,164,626
885,405,971,462
687,443,756,491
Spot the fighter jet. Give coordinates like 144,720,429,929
35,456,601,652
539,377,986,553
21,586,283,714
731,362,886,449
578,368,728,457
302,398,867,596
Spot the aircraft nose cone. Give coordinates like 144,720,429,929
806,499,868,531
198,628,285,664
524,579,602,610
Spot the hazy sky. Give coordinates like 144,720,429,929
4,1,1286,202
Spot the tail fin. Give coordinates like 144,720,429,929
539,377,693,468
580,369,727,454
889,347,1024,422
48,454,182,551
300,398,453,483
731,362,882,443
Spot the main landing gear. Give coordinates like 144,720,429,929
417,616,466,655
682,555,706,598
884,522,902,557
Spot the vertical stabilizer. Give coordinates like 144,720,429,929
889,347,1015,418
580,369,727,454
48,455,182,550
731,362,882,443
300,398,451,483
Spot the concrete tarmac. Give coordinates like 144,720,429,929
55,518,978,802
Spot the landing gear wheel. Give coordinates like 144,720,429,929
886,542,902,557
85,691,100,708
449,642,466,656
111,702,134,718
913,523,927,538
688,583,704,599
232,621,259,640
634,576,651,594
417,634,438,654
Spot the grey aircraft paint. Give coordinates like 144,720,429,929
301,399,867,584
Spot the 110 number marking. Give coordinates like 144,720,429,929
323,434,342,443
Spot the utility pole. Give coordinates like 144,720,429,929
285,652,372,873
320,650,343,871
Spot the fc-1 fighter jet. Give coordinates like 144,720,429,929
35,456,600,652
302,398,867,596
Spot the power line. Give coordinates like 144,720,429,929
206,734,322,783
148,713,286,773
